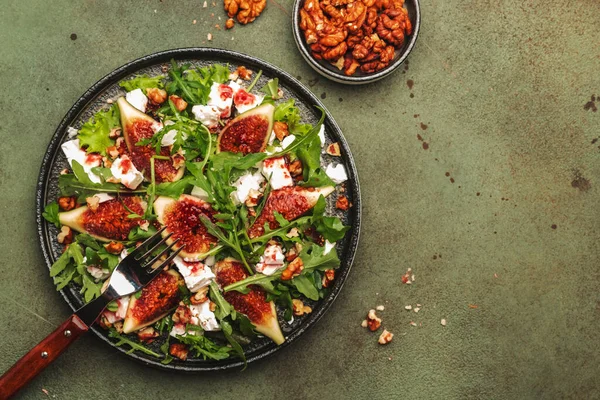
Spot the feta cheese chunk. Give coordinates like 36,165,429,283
87,265,109,280
318,125,326,147
230,170,265,205
61,139,102,183
67,126,78,139
262,157,293,190
325,163,348,184
173,256,216,293
160,129,188,147
93,193,115,203
192,301,220,331
207,82,234,118
191,104,220,128
233,88,265,114
255,243,285,276
281,135,296,150
125,89,148,112
110,155,144,190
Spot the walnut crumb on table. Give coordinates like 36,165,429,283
376,305,385,311
378,329,394,345
441,318,447,327
366,309,382,331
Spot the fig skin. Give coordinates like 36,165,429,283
122,269,184,334
58,197,146,242
117,97,185,183
215,258,285,345
154,195,218,260
217,103,274,154
248,186,334,238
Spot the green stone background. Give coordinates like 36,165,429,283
1,0,599,398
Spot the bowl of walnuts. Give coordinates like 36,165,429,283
292,0,420,84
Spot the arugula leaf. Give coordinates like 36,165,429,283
108,329,162,357
155,176,195,198
260,78,279,100
311,196,350,242
199,215,252,274
273,99,313,135
291,274,319,301
296,133,334,187
78,105,120,156
175,334,232,360
209,281,232,320
119,74,165,91
270,108,325,157
75,233,101,250
42,202,60,228
166,61,230,105
220,319,247,368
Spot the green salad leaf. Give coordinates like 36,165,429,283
78,104,120,156
119,74,165,91
42,202,60,228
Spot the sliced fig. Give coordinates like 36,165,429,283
248,186,334,238
215,258,285,345
59,197,146,242
122,269,183,334
117,97,184,183
217,103,274,154
154,194,218,260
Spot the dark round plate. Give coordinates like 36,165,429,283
36,48,361,372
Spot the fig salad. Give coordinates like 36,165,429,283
42,61,352,365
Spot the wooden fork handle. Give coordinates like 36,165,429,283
0,314,88,399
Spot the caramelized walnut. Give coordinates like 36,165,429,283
147,88,167,105
169,343,189,361
58,196,76,211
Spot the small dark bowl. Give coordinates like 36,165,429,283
292,0,421,85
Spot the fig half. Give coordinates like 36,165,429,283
117,97,184,183
217,103,274,154
215,258,285,345
122,269,183,334
59,197,146,242
248,186,334,238
154,194,218,260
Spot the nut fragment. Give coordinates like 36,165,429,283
106,146,119,160
326,142,341,156
169,95,188,111
376,305,385,311
109,127,122,139
146,88,168,105
105,241,124,255
60,168,70,175
336,195,351,210
236,66,253,80
273,121,290,141
225,18,235,29
361,319,368,328
169,343,189,361
281,257,304,280
58,196,76,211
86,196,100,212
378,329,393,344
288,159,303,177
190,287,209,305
137,327,159,343
57,226,73,245
292,299,313,316
366,309,382,331
441,318,447,326
322,269,335,287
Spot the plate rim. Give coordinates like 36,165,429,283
35,47,362,372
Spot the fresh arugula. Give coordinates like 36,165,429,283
78,104,120,156
260,78,280,101
311,196,350,242
108,329,162,357
42,202,60,228
175,334,232,360
119,74,165,91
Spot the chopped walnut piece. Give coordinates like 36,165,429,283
169,343,189,361
86,196,100,212
366,309,382,331
106,146,119,160
236,66,253,80
361,319,368,328
105,241,124,255
273,121,290,141
225,18,235,29
286,227,300,238
172,152,186,169
60,168,70,175
292,299,313,316
376,305,385,311
322,269,335,287
378,329,393,345
288,159,303,177
109,127,122,139
326,142,341,156
137,327,159,343
285,246,299,262
281,257,304,280
190,287,209,305
172,302,192,324
146,88,168,105
245,189,262,207
336,195,351,210
169,95,188,111
57,226,73,245
441,318,447,327
58,196,76,211
209,301,217,312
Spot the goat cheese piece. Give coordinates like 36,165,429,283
233,88,264,114
207,82,234,118
61,139,102,183
93,193,115,203
191,301,220,331
191,104,221,128
67,126,78,139
87,265,110,280
262,157,293,190
325,163,348,184
110,155,144,190
125,89,148,112
255,243,285,276
281,135,296,150
230,171,265,205
173,256,215,293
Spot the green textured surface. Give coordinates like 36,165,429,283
1,0,599,398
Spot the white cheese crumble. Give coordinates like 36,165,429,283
207,82,234,118
171,302,220,337
230,170,265,205
262,157,293,190
325,163,348,184
255,243,285,276
103,296,130,324
110,155,144,190
86,265,109,280
125,89,148,112
281,134,296,150
93,193,115,203
67,126,78,139
324,240,336,255
268,130,276,146
191,104,221,128
173,256,215,293
61,139,102,183
234,90,265,114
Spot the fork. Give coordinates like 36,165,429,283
0,227,182,399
